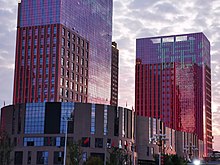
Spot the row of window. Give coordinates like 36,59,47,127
62,27,89,50
22,26,57,36
23,136,131,150
60,58,88,75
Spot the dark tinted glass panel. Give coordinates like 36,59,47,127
44,102,61,134
14,151,23,165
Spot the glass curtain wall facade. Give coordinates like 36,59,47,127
13,0,113,104
135,33,212,156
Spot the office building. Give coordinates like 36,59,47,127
110,42,119,106
135,33,212,156
136,115,202,164
1,102,134,164
13,0,113,104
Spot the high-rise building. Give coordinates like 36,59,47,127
110,42,119,106
13,0,113,104
135,32,212,156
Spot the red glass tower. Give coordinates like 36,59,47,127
13,0,113,104
135,33,212,156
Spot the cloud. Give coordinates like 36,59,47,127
0,0,17,108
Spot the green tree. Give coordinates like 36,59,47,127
0,130,14,165
86,156,103,165
164,154,187,165
107,147,129,165
67,140,82,165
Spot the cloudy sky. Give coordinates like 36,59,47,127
0,0,220,150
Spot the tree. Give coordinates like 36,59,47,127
85,156,103,165
163,154,187,165
67,140,82,165
107,147,129,165
0,130,14,165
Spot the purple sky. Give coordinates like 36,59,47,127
0,0,220,150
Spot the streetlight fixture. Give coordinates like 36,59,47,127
183,142,198,162
63,116,73,165
150,129,169,165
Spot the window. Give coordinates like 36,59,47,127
65,80,69,88
71,72,74,80
53,152,64,164
60,88,63,96
81,137,90,147
71,53,75,61
76,74,79,82
71,63,74,70
81,49,84,56
66,70,69,78
80,68,84,75
119,140,122,148
91,104,96,134
47,37,50,44
36,151,48,164
77,37,80,45
62,28,65,36
84,79,88,86
75,84,78,92
86,42,89,50
61,48,65,56
76,65,79,73
44,137,56,146
104,105,108,135
62,38,65,46
60,78,64,86
107,139,111,148
84,87,87,94
61,68,64,76
27,151,31,164
66,60,69,68
95,138,103,148
80,86,83,93
35,28,38,35
72,44,75,52
67,31,70,39
67,51,70,58
81,58,84,65
65,90,68,97
70,82,73,90
67,41,70,49
80,77,83,84
54,26,57,34
61,58,64,66
41,28,44,35
25,103,45,134
14,151,23,165
85,70,88,77
81,40,84,47
47,27,50,34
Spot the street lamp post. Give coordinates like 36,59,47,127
183,142,198,162
63,116,72,165
150,130,168,165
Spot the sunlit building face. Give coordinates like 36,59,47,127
135,33,212,156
